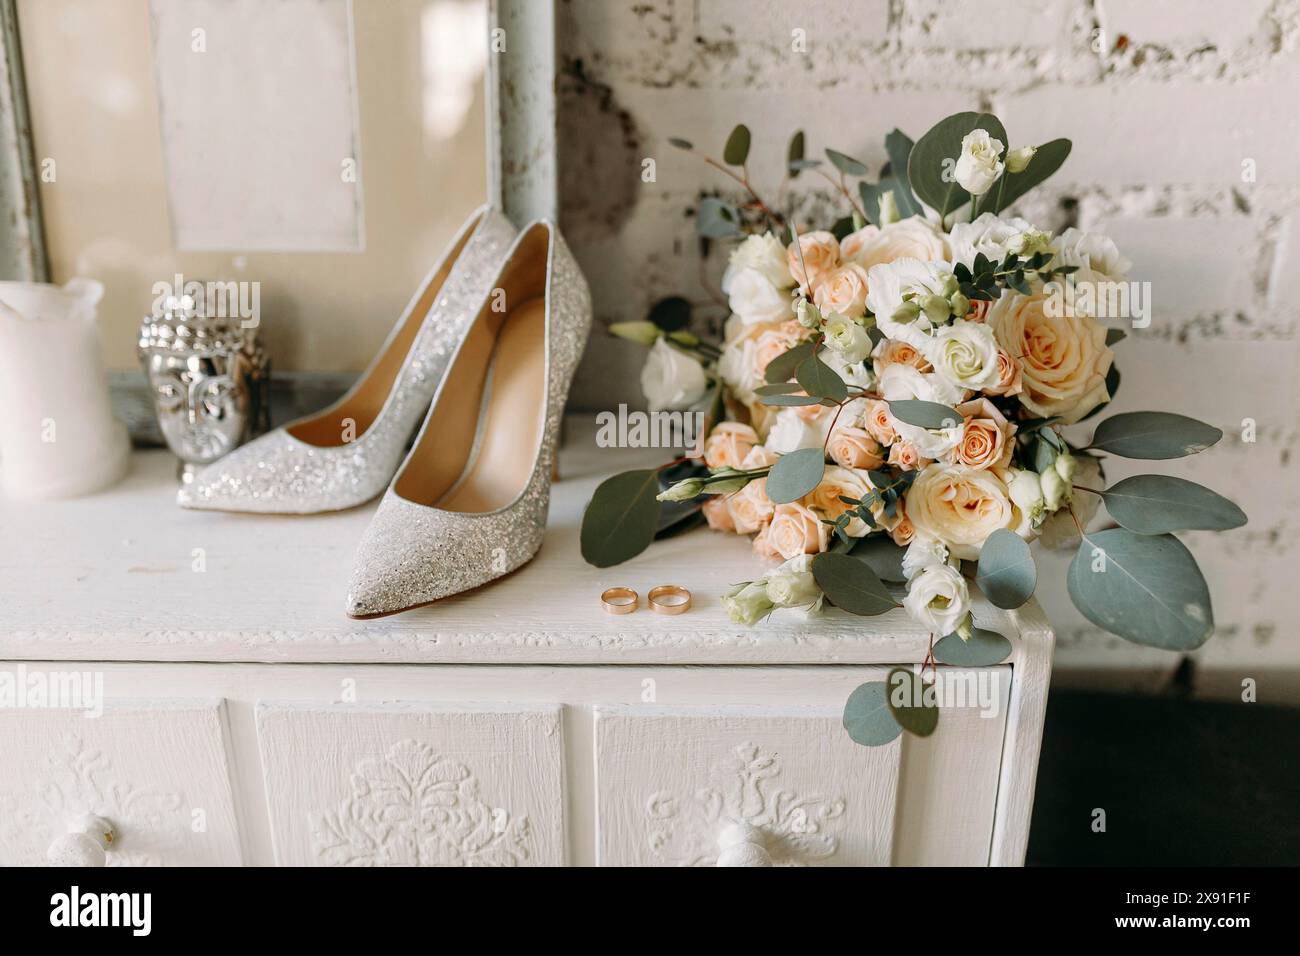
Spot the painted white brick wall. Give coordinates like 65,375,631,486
556,0,1300,696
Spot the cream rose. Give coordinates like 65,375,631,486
726,268,793,325
863,398,899,445
948,397,1015,470
805,466,874,537
703,422,758,470
702,496,736,532
906,462,1018,559
990,291,1114,423
813,263,871,319
891,514,916,546
641,338,708,412
787,231,840,292
876,363,965,459
725,232,795,290
873,338,932,374
984,347,1023,397
768,501,830,559
842,218,951,270
752,319,810,384
727,475,776,534
888,440,925,471
827,425,884,470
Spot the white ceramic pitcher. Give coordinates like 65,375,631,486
0,278,130,498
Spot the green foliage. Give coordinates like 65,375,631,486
580,470,663,568
1089,411,1222,459
766,448,826,504
886,668,939,737
888,399,961,430
843,681,902,746
723,124,751,166
908,112,1008,219
979,138,1071,215
812,551,895,615
975,529,1036,609
1101,475,1247,534
933,629,1013,666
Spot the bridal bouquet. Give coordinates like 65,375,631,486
581,112,1246,745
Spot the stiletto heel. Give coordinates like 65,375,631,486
345,220,591,618
177,206,517,514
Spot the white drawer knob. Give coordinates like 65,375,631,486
47,814,116,867
716,821,772,867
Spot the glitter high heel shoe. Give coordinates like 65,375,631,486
177,206,517,513
345,220,591,618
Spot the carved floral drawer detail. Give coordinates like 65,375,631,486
257,703,565,866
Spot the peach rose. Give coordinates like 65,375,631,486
812,262,871,319
727,476,776,534
741,444,778,470
863,399,899,446
768,502,830,560
841,218,951,270
702,496,736,532
966,299,992,323
703,421,758,470
990,291,1113,424
804,466,896,537
983,347,1023,397
752,524,781,560
888,440,924,471
906,462,1018,560
752,319,810,383
891,514,916,547
787,231,841,292
948,397,1016,471
873,339,933,374
827,425,884,469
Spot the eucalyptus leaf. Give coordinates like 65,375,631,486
888,399,961,430
842,681,903,746
881,129,922,218
759,393,823,407
795,355,849,401
812,551,895,615
763,340,816,383
580,469,663,568
825,148,869,177
1105,327,1127,346
754,382,804,396
886,668,939,737
933,628,1013,666
1067,528,1214,650
849,534,908,583
723,124,751,166
787,130,806,176
766,448,826,504
668,137,693,150
982,138,1071,214
1101,475,1247,534
908,111,1008,219
975,529,1037,609
1089,411,1222,459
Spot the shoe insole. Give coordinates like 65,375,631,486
435,297,547,514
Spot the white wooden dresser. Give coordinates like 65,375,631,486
0,435,1054,867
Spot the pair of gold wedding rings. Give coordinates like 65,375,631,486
601,585,691,616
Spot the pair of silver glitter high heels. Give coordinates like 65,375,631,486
177,206,592,618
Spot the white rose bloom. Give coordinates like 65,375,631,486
866,258,957,350
824,314,873,364
876,363,965,458
765,407,832,455
927,320,1002,391
948,212,1034,266
726,267,793,326
641,338,708,412
725,233,795,291
823,348,873,391
902,534,951,581
1052,227,1131,283
764,554,823,608
903,563,971,636
953,129,1006,197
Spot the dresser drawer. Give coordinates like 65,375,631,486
0,698,243,866
256,702,566,866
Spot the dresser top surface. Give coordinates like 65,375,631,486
1,423,1046,664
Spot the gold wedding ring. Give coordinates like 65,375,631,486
648,584,692,615
601,587,639,614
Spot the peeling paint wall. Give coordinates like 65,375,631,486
556,0,1300,694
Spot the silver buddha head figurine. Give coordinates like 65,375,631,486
137,291,270,482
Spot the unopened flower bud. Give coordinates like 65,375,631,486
1005,145,1037,174
1054,452,1078,482
795,298,822,330
921,293,951,323
949,292,970,318
608,321,661,347
657,478,705,502
891,300,922,324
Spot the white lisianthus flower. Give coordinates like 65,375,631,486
1006,227,1055,258
876,363,965,458
1052,227,1132,283
641,338,708,412
866,258,957,350
903,563,971,636
765,407,832,455
948,212,1034,267
726,267,793,325
1038,455,1103,548
1039,465,1070,512
1005,467,1047,532
822,348,873,391
724,232,795,291
927,320,1002,391
902,534,951,581
723,580,775,625
824,313,873,364
954,129,1005,197
764,554,823,609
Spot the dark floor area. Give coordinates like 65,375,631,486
1027,690,1300,866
